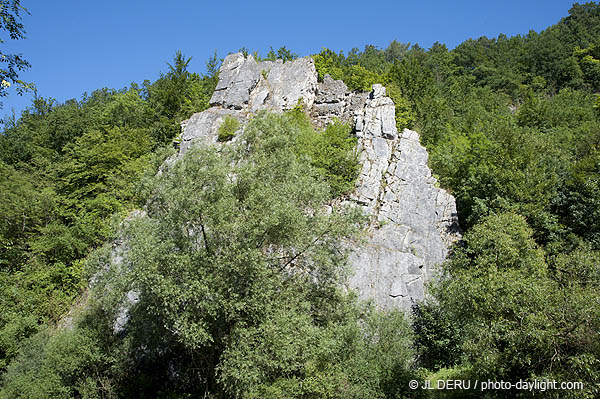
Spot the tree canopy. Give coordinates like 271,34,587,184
0,0,32,109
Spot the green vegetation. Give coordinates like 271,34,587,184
219,110,359,197
217,115,240,142
264,46,298,62
0,51,217,375
0,112,419,398
0,0,33,110
291,112,359,197
416,213,600,398
3,2,600,398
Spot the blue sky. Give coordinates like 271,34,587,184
1,0,581,119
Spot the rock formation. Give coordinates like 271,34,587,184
178,53,316,155
177,52,461,312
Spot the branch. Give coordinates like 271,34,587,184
278,229,330,272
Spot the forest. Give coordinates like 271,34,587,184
0,2,600,398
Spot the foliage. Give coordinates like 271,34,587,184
293,114,359,197
220,306,421,399
0,111,424,398
144,50,219,143
109,112,361,394
30,112,418,398
3,3,600,397
312,48,345,82
0,0,33,110
217,115,240,142
555,150,600,248
412,301,462,371
264,46,298,62
0,326,112,399
311,48,382,91
0,50,218,371
385,82,416,131
431,213,600,398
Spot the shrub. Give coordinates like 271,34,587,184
294,117,359,197
0,326,113,399
217,115,240,142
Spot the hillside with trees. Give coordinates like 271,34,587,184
1,2,600,398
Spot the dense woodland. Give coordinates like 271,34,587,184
1,2,600,398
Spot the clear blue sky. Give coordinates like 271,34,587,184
1,0,581,119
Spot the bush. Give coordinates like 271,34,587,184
412,301,462,371
0,326,113,399
294,116,359,197
430,212,600,398
217,115,240,142
386,83,416,131
219,305,423,399
311,48,383,91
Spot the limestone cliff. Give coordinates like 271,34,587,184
178,53,461,311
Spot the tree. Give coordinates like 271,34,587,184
146,50,192,120
144,51,218,143
0,0,33,109
264,46,298,62
384,40,409,63
430,212,600,398
31,111,422,398
85,112,361,395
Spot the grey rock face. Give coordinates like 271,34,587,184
173,53,460,312
179,108,247,156
209,53,258,110
315,74,347,104
349,128,460,310
209,53,317,112
86,210,146,335
180,54,317,156
356,85,398,140
311,74,352,128
114,290,140,334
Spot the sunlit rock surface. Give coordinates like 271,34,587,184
125,53,461,329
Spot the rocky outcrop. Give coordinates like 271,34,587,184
350,127,459,310
210,53,317,112
311,74,355,128
176,53,460,311
179,107,248,154
178,53,317,158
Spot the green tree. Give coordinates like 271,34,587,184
293,115,359,197
431,212,600,398
0,0,33,109
383,40,410,63
264,46,298,62
217,115,240,142
87,112,361,395
14,111,418,398
144,51,218,143
0,324,116,399
312,48,345,82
